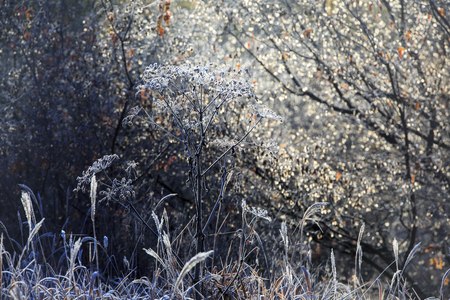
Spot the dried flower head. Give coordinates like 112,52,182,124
74,154,119,192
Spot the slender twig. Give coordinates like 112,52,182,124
202,117,262,177
203,155,228,233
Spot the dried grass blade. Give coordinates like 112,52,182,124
440,268,450,300
69,238,82,284
390,270,401,292
393,238,399,271
376,279,382,300
331,249,337,297
152,211,163,236
90,175,97,222
25,218,45,251
355,223,365,285
280,222,288,251
21,191,34,233
175,250,213,291
401,243,421,273
89,271,99,298
301,266,310,293
143,247,166,268
271,275,285,299
154,194,177,210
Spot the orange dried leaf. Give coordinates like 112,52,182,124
164,0,170,12
415,101,420,110
438,257,443,269
336,172,341,181
25,8,34,20
438,8,445,17
411,174,415,183
398,47,405,59
23,31,31,41
157,26,165,36
164,12,171,26
406,30,412,41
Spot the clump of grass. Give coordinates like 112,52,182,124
1,188,448,299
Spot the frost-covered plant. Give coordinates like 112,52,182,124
129,62,281,286
73,62,281,295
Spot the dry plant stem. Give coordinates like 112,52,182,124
194,85,206,300
0,234,2,290
124,197,192,279
192,117,262,296
201,117,263,177
91,215,100,297
193,137,204,290
211,200,223,269
220,212,246,299
132,144,169,184
202,157,228,233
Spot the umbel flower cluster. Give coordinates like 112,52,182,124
139,63,257,99
74,154,119,193
131,63,281,128
126,63,282,152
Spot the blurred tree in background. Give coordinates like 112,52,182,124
217,0,450,296
0,0,195,273
1,0,449,297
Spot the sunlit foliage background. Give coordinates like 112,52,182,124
1,0,449,297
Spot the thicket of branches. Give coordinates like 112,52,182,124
1,0,449,298
222,0,450,296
